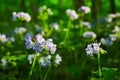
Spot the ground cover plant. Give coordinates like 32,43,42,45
0,0,120,80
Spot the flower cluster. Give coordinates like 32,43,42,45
83,31,96,39
78,6,90,14
0,34,7,43
12,12,31,22
25,33,62,67
85,42,101,56
66,9,78,20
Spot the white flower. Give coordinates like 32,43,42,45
66,9,78,20
82,22,91,28
79,6,90,14
15,27,27,35
1,58,7,69
28,54,34,64
112,26,120,33
55,54,62,65
101,38,113,46
47,8,53,15
109,34,116,41
83,31,96,38
0,34,7,43
13,12,31,22
51,23,59,30
7,37,15,42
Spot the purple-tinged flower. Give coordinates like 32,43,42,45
85,42,101,56
25,34,34,49
92,43,101,53
46,39,57,54
85,44,93,56
33,34,45,52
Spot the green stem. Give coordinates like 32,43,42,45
98,53,102,80
64,20,71,44
39,60,43,80
29,54,37,78
43,65,51,80
46,27,53,38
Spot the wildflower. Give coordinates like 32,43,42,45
7,37,15,42
1,58,7,69
47,8,53,15
39,56,51,67
51,23,59,30
28,54,34,64
0,34,7,43
46,39,57,54
85,42,101,56
25,34,34,49
66,9,78,20
12,12,17,21
82,22,91,28
33,34,45,52
15,27,27,35
55,54,62,65
13,12,31,22
112,26,120,33
78,6,90,14
83,31,96,38
101,38,113,46
109,34,116,41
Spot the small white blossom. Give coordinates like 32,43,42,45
78,6,90,14
47,8,53,15
83,31,96,38
1,58,7,69
15,27,27,35
28,54,34,64
51,23,59,30
13,12,31,22
7,37,15,42
101,38,113,46
0,34,7,43
112,26,120,33
55,54,62,65
109,34,116,41
66,9,78,20
82,22,91,28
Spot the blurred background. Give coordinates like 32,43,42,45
0,0,120,80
